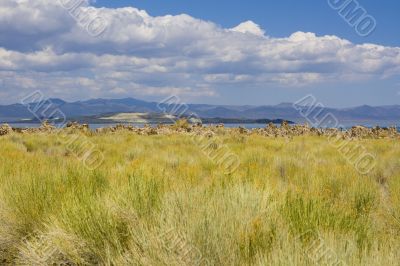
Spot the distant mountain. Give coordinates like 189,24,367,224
46,98,67,105
0,97,399,126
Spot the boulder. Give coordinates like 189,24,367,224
0,124,12,136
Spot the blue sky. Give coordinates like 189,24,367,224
94,0,400,47
0,0,399,107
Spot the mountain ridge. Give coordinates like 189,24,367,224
0,97,399,125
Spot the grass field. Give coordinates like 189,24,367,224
0,131,400,265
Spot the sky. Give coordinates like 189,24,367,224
0,0,399,107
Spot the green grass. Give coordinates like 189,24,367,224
0,132,399,265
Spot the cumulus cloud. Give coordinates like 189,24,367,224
230,21,266,36
0,0,399,103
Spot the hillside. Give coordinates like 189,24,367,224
0,97,399,126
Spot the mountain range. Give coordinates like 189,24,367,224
0,97,399,126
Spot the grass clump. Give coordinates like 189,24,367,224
0,133,399,265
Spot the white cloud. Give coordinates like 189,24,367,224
0,0,399,103
230,21,266,36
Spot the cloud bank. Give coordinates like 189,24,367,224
0,0,399,103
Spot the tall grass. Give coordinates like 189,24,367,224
0,132,399,265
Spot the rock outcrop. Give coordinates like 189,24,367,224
3,121,399,140
0,124,12,136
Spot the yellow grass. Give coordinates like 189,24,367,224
0,131,399,265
